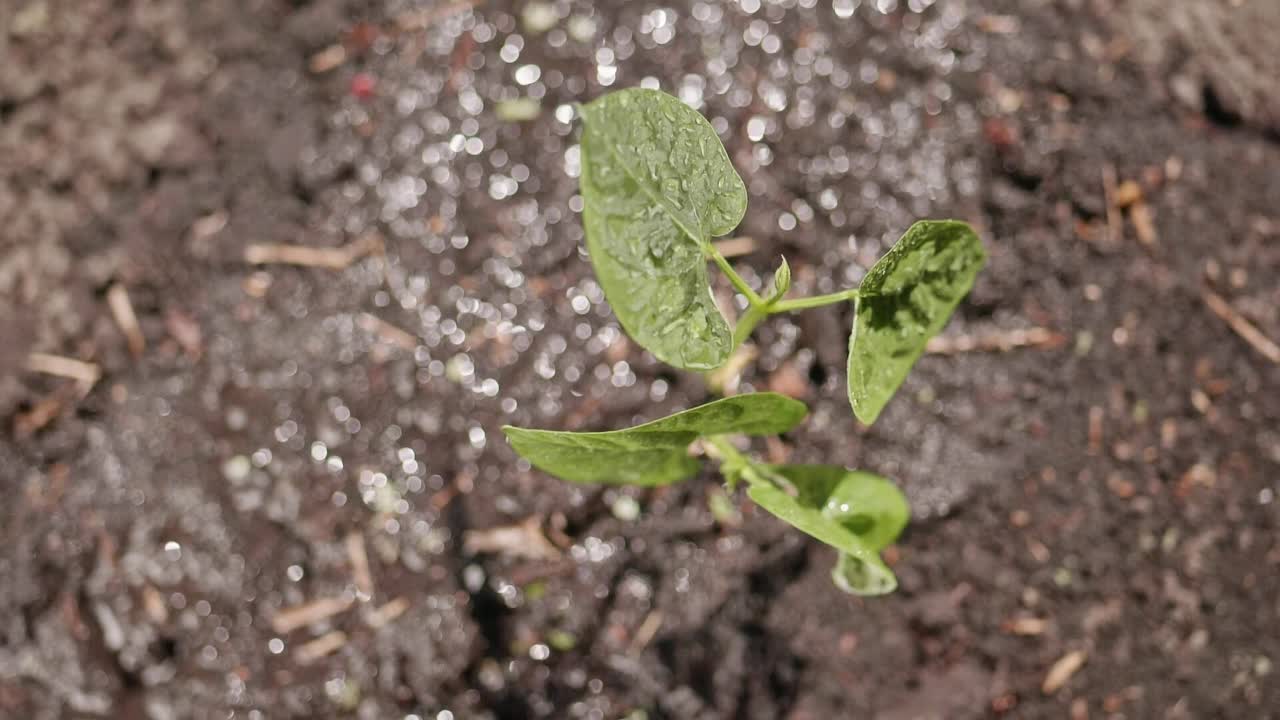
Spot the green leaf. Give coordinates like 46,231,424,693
847,220,986,424
831,551,898,596
768,465,908,552
503,393,807,485
578,88,748,371
766,256,791,304
747,465,908,596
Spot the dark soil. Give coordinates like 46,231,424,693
2,0,1278,718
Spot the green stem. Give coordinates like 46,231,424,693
705,435,746,465
731,302,769,350
709,248,860,352
710,247,764,307
704,435,791,491
704,435,750,489
768,287,860,314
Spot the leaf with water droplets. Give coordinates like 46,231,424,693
503,393,807,485
747,464,908,596
578,88,748,370
847,220,986,424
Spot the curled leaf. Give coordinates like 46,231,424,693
769,465,908,552
579,89,748,370
848,220,986,424
832,551,898,596
503,393,807,485
766,256,792,304
748,465,908,596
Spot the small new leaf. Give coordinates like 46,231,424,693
578,89,748,370
503,393,807,486
747,465,908,596
766,256,791,305
847,220,986,424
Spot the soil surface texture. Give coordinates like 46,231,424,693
2,0,1278,718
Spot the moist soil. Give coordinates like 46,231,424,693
2,0,1278,718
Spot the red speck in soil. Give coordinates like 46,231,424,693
351,73,377,100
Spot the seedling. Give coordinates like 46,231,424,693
503,88,985,595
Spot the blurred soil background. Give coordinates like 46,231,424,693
1,0,1278,718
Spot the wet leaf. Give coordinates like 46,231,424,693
847,220,986,424
766,256,791,304
748,465,907,596
503,393,807,485
578,88,748,370
768,465,908,552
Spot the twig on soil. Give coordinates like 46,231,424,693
546,512,574,549
1101,164,1122,246
764,435,792,464
188,211,228,242
1002,616,1048,636
164,308,204,360
711,236,757,258
1026,538,1051,564
364,597,410,629
141,585,169,624
1113,180,1142,209
346,532,375,601
925,326,1064,354
309,44,347,73
629,610,664,655
1102,169,1159,247
976,15,1020,34
1130,201,1157,246
463,516,562,560
13,383,81,438
244,233,381,270
295,631,348,665
429,485,459,511
358,312,419,351
1087,406,1104,455
1201,290,1280,364
1042,650,1088,694
26,352,102,391
705,343,758,396
23,462,68,509
507,558,576,587
1176,463,1217,498
270,596,354,634
106,283,146,358
1111,177,1158,246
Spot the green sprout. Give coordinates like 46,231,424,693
503,88,985,596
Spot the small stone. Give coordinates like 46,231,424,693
1043,650,1087,694
222,455,251,483
1255,655,1272,677
611,495,640,522
11,1,50,36
128,116,182,165
567,15,597,43
1113,180,1143,208
521,2,558,34
766,359,810,400
495,98,542,122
